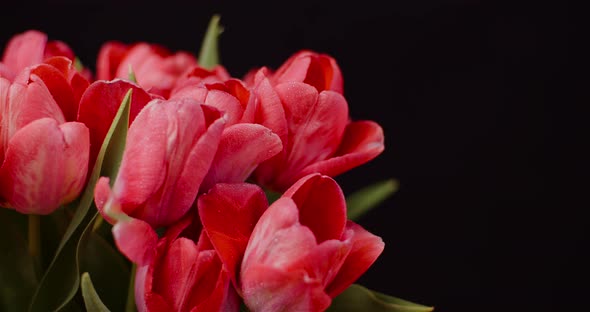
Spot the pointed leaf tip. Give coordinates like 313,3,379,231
328,284,433,312
198,14,223,69
346,179,399,221
81,272,111,312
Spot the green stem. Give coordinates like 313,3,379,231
28,214,41,275
125,263,137,312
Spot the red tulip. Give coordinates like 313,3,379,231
134,213,240,312
199,174,384,312
0,59,89,214
1,30,76,81
93,97,225,264
170,78,283,192
270,50,344,94
250,65,384,192
97,41,197,98
77,79,153,169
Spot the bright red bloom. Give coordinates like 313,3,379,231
96,41,198,98
270,50,344,94
93,97,226,264
250,62,384,192
0,30,77,81
199,174,384,312
170,77,283,192
0,58,90,214
77,79,153,169
134,213,239,312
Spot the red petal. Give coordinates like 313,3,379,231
30,63,77,121
241,264,331,312
325,221,385,297
112,217,159,265
96,41,129,80
0,118,72,214
3,76,65,142
274,84,348,190
58,122,89,204
283,174,347,243
201,123,282,191
0,119,64,213
77,79,152,168
1,30,46,76
198,183,268,288
299,120,385,178
44,40,75,61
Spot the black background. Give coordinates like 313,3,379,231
1,1,585,311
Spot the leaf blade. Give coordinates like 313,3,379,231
346,179,398,221
198,14,223,69
81,272,110,312
328,284,434,312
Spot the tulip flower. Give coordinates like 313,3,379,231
0,58,90,214
93,97,226,264
250,63,385,192
199,174,384,312
270,50,344,94
134,212,239,312
170,77,283,192
77,79,153,168
96,41,198,98
0,30,78,81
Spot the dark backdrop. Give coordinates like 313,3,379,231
1,1,584,312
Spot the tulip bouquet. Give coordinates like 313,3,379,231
0,16,433,312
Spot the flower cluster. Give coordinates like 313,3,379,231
1,19,432,312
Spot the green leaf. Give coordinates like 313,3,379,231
328,284,434,312
78,217,129,312
198,14,223,69
28,89,132,311
127,65,137,84
80,272,110,312
345,179,398,221
0,209,38,312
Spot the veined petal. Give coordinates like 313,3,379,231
0,118,67,214
58,122,89,204
111,100,170,219
201,124,282,191
299,120,385,178
275,84,348,190
241,264,331,312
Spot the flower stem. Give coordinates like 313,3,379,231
125,263,137,312
28,214,41,275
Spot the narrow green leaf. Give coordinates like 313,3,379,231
81,273,110,312
0,209,37,312
127,65,137,84
29,90,132,311
328,284,434,312
345,179,399,221
78,215,129,312
198,14,223,69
